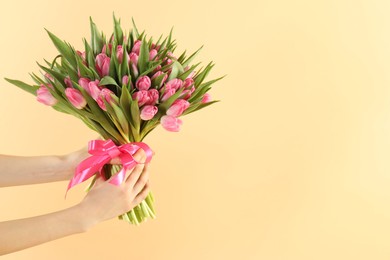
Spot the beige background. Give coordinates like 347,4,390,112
1,0,390,259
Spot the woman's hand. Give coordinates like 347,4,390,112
75,149,151,229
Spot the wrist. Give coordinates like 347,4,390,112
57,154,75,181
68,203,99,232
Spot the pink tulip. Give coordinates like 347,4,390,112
95,53,110,77
201,93,212,103
132,40,142,55
161,88,176,102
129,52,138,65
97,88,115,111
161,115,182,132
88,80,102,100
147,89,159,105
116,45,129,64
129,52,139,77
165,78,183,91
166,99,190,117
181,86,195,100
78,77,90,92
132,90,150,106
183,78,194,88
149,49,158,60
136,76,151,91
122,75,129,86
64,76,73,88
65,88,87,109
140,105,158,120
151,71,162,80
36,86,57,106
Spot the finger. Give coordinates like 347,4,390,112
133,148,146,163
133,181,150,205
133,164,150,194
109,157,121,165
125,162,146,187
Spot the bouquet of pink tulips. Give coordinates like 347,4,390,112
5,16,222,225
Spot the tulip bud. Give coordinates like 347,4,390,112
149,49,158,60
161,88,176,102
36,86,57,106
165,78,183,91
132,40,142,55
166,99,190,117
95,53,110,77
201,93,212,103
129,52,138,65
147,89,159,105
64,76,73,88
116,45,129,64
136,76,151,91
78,78,91,92
65,88,87,109
132,90,150,107
122,75,129,86
88,80,102,100
161,115,182,132
97,88,115,111
183,78,194,89
140,105,158,120
181,86,195,100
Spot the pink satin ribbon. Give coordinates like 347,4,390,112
67,139,153,193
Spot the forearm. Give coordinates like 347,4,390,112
0,154,73,187
0,204,93,256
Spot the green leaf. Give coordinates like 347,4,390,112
61,59,79,82
83,38,99,78
36,64,67,91
74,82,121,139
177,62,201,80
90,17,104,55
130,100,141,139
120,42,130,78
183,100,219,116
151,72,167,88
194,62,214,87
119,85,132,122
113,14,124,44
45,29,77,69
99,76,119,87
131,18,140,39
104,100,128,142
76,56,94,79
177,50,187,64
182,46,203,68
138,38,149,74
108,45,119,82
139,61,162,78
112,103,129,137
168,61,184,80
4,78,39,95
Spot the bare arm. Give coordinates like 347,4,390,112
0,148,88,187
0,150,150,256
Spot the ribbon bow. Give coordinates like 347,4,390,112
67,139,153,193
